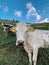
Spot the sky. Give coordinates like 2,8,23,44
0,0,49,23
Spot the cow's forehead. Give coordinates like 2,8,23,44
16,23,27,31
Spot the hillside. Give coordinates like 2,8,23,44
0,20,49,65
32,23,49,30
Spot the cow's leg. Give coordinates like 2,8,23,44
16,41,18,46
24,44,32,65
4,27,6,31
33,48,38,65
28,52,32,65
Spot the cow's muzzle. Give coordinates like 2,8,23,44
17,40,24,44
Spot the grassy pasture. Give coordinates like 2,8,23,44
0,20,49,65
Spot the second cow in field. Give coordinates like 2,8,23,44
10,23,49,65
2,23,13,31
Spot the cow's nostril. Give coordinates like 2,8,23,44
17,40,24,44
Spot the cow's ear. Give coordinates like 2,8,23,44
10,26,16,32
28,27,35,32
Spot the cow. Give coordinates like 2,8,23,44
10,22,49,65
2,23,13,31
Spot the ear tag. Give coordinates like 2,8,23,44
11,29,15,32
10,27,16,32
29,28,34,32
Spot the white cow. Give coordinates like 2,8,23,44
10,23,49,65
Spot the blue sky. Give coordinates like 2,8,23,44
0,0,49,23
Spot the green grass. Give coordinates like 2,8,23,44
0,21,49,65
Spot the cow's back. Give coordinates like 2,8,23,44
26,29,49,48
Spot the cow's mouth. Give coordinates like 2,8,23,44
19,43,24,46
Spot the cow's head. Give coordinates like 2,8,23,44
10,23,34,46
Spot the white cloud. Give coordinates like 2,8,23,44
34,18,49,23
40,18,49,23
0,3,9,12
36,13,41,20
26,2,32,9
26,2,41,20
14,10,22,17
3,6,9,12
0,4,1,8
